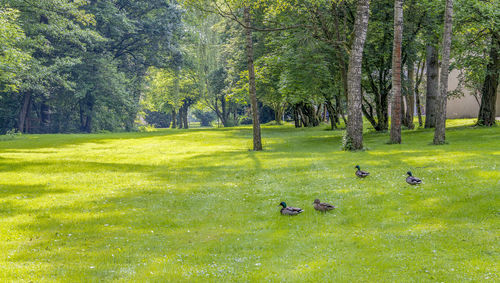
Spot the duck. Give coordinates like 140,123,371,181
406,171,422,185
279,202,303,215
355,165,370,178
313,199,335,212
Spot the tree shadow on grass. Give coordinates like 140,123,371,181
0,129,195,152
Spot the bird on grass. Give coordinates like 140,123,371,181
313,199,335,212
279,202,303,215
355,165,370,178
406,171,422,185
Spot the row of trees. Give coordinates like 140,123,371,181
1,0,498,151
0,0,182,134
166,0,497,150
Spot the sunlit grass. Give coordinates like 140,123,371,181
0,119,498,281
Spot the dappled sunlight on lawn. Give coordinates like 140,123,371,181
0,119,498,281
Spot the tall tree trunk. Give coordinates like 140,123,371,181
177,106,184,129
326,100,337,130
416,90,423,127
274,105,283,125
244,7,262,151
333,3,349,103
345,0,371,150
18,92,31,133
25,97,32,133
171,109,177,128
220,96,228,126
183,105,189,129
84,95,94,133
40,98,51,133
390,0,403,144
406,58,415,129
433,0,454,145
425,40,439,128
293,105,301,128
477,34,499,126
415,58,425,127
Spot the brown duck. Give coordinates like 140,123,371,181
313,199,335,212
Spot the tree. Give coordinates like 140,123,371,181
433,0,454,145
477,35,499,126
452,0,500,127
345,0,371,150
425,37,439,128
0,8,30,92
243,6,262,150
389,0,403,144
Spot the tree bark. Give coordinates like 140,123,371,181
177,106,184,129
415,57,425,127
293,104,301,128
244,7,262,151
390,0,403,144
326,100,337,130
332,3,349,103
183,105,189,129
425,40,439,128
18,92,31,133
345,0,371,150
433,0,454,145
405,58,415,129
477,34,499,126
171,109,177,128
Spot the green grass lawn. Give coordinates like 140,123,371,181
0,120,498,281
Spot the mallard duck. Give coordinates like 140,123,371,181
279,202,303,215
355,165,370,178
406,171,422,185
313,199,335,212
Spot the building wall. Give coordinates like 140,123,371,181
446,69,500,118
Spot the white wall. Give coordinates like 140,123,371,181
446,69,499,118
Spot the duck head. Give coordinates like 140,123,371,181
279,202,287,208
313,199,320,204
407,171,412,176
355,165,360,170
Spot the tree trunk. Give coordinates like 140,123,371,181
333,3,349,103
83,94,94,133
345,0,371,150
244,7,262,151
415,58,425,127
433,0,454,145
425,40,439,128
25,97,32,133
40,98,51,133
293,105,301,128
274,105,283,125
326,100,337,130
405,58,415,129
390,0,403,144
177,106,184,129
183,105,189,129
171,109,177,128
18,92,31,133
477,34,499,126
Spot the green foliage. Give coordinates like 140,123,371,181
0,8,30,91
192,108,216,127
0,0,183,134
451,0,500,98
